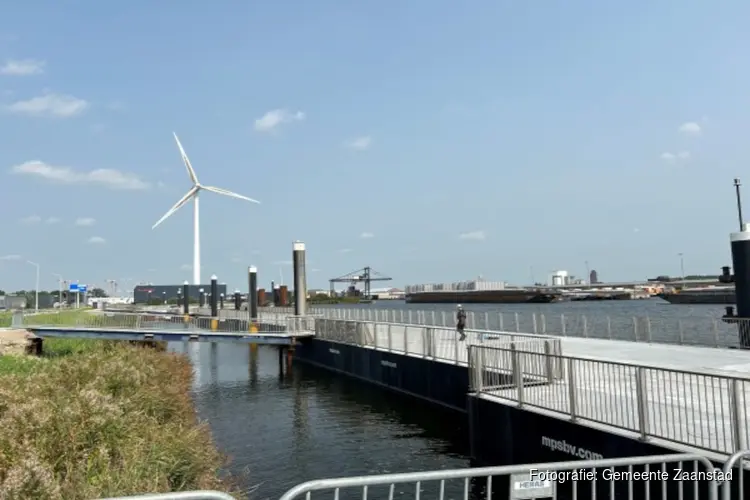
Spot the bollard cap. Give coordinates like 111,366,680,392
211,274,217,281
293,241,305,251
183,280,189,285
249,266,257,273
199,288,204,292
234,289,240,294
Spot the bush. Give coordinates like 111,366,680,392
0,340,235,499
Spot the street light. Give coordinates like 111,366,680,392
26,260,40,313
678,253,685,282
52,273,63,309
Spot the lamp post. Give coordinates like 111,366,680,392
678,253,685,282
53,273,63,309
26,260,40,313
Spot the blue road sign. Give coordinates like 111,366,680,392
78,284,88,293
69,283,79,292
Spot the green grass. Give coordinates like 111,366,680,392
0,338,237,498
0,311,11,328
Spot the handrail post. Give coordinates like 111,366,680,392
544,340,553,383
730,378,744,451
635,366,650,441
454,328,460,364
511,343,524,407
567,358,577,422
387,324,392,352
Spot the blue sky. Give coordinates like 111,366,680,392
1,1,750,293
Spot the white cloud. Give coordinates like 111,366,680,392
87,236,106,245
19,215,41,225
0,254,21,261
254,108,305,132
0,59,45,76
45,216,60,224
180,264,192,271
339,248,352,254
459,230,486,241
75,217,96,226
6,92,88,117
660,151,690,163
360,231,374,239
11,161,150,190
347,136,372,150
678,122,701,136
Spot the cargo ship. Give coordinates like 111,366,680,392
404,279,562,304
657,286,735,305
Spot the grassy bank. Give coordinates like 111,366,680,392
0,338,236,498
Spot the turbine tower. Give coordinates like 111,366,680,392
152,133,260,285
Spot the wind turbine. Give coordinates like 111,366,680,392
152,133,260,285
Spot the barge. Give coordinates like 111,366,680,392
404,289,562,304
658,285,735,305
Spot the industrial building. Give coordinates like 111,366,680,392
133,284,228,305
0,295,27,310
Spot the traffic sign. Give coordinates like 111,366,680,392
69,283,79,292
78,284,88,293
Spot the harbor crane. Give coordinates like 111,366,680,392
329,267,392,299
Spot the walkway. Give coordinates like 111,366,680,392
8,310,316,345
264,305,741,348
470,338,750,458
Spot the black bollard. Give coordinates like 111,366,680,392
234,290,241,310
730,227,750,348
292,241,307,316
219,293,224,309
210,275,218,317
249,266,258,321
198,288,205,308
182,281,190,315
725,179,750,348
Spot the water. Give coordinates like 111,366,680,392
180,342,471,500
308,299,740,347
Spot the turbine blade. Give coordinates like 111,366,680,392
202,185,260,204
152,186,198,229
173,132,199,185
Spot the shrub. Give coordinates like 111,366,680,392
0,341,234,499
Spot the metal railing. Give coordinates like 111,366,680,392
721,450,748,499
469,344,750,455
99,492,236,500
314,318,562,377
262,307,743,348
278,453,722,500
17,311,316,335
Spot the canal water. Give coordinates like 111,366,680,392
181,342,473,500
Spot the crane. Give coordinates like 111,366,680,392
329,267,392,300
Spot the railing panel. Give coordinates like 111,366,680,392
469,345,750,455
278,453,720,500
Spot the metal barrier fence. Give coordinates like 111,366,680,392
99,492,236,500
261,307,742,348
277,453,723,500
314,318,563,379
468,344,750,456
17,311,316,335
722,450,748,499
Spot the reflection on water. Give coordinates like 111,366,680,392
174,342,474,499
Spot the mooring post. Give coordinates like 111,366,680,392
293,241,307,317
725,178,750,349
249,266,258,334
182,280,190,325
210,275,219,331
233,290,241,311
199,288,205,308
219,292,224,309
